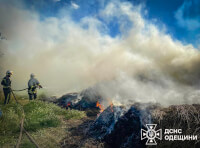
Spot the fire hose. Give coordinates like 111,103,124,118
13,86,43,92
9,88,40,148
12,88,28,91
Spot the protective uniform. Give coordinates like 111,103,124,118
28,73,42,100
1,70,13,105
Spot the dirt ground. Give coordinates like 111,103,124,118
60,115,107,148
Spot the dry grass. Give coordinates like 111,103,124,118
151,104,200,147
23,117,68,148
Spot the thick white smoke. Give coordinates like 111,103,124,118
0,0,200,106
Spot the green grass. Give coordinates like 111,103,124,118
0,92,86,147
21,139,36,148
65,108,86,120
23,101,61,131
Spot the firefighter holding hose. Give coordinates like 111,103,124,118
1,70,13,105
28,73,42,100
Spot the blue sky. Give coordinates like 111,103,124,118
22,0,200,48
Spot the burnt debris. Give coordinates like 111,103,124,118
88,105,149,148
56,88,105,116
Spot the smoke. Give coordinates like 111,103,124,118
0,0,200,106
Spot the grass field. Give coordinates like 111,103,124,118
0,91,86,148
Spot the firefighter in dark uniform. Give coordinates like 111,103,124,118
1,70,13,105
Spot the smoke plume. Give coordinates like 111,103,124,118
0,0,200,106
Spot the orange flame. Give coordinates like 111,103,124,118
96,101,104,113
66,102,71,108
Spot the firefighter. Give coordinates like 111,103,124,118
1,70,13,105
28,73,42,100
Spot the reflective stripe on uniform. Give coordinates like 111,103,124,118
28,85,37,94
28,89,36,94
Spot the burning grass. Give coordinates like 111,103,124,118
1,89,200,147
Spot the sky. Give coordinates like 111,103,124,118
20,0,200,48
1,0,200,106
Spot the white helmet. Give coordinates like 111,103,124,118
6,70,13,75
30,73,35,78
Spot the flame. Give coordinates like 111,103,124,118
66,102,71,108
96,101,104,113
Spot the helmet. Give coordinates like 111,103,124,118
6,70,13,75
30,73,35,78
